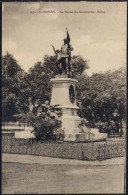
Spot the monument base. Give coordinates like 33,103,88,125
50,76,107,142
65,133,89,142
64,131,107,142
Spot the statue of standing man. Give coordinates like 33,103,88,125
61,28,73,75
51,28,73,76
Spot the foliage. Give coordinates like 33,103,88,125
42,55,57,77
18,101,63,140
76,67,126,135
24,62,52,114
2,52,27,121
71,55,89,77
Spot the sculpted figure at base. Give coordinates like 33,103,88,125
51,28,73,76
51,45,62,75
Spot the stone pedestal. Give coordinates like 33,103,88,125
50,75,107,142
51,76,82,141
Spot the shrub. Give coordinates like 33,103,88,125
23,101,63,141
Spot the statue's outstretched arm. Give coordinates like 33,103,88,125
51,44,57,55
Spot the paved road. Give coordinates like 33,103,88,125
2,154,125,194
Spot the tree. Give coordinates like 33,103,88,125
76,67,126,135
71,55,89,76
23,61,52,116
2,52,27,121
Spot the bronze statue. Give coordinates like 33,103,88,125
51,28,73,76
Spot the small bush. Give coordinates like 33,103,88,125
20,101,63,141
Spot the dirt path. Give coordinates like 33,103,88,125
2,153,125,166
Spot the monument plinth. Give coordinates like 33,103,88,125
51,76,85,141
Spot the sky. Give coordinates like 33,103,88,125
2,2,127,75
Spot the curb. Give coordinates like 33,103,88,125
2,153,125,166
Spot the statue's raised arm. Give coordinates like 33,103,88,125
51,44,57,55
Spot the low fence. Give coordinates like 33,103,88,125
2,135,125,161
97,142,125,160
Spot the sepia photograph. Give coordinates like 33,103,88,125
2,1,127,194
